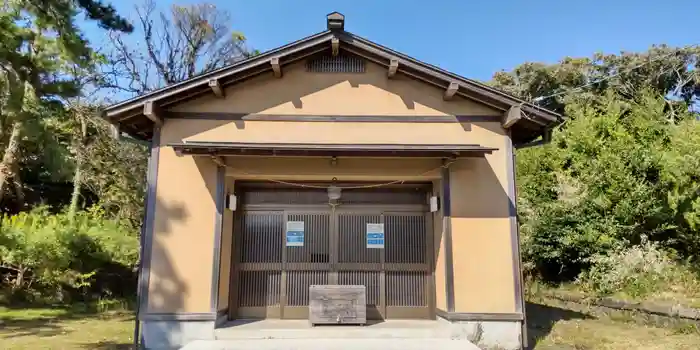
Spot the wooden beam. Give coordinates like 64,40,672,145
331,37,340,56
503,105,523,128
270,57,282,78
208,79,224,98
443,82,459,100
143,101,163,126
388,58,398,78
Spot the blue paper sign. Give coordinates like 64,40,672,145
366,223,385,249
286,221,304,247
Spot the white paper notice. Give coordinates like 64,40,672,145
366,223,385,249
286,221,304,247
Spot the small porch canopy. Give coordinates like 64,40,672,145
169,141,498,158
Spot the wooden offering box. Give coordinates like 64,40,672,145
309,285,366,325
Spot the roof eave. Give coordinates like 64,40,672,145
169,141,498,158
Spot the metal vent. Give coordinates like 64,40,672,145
306,55,365,73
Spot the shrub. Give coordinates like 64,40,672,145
576,240,671,297
0,206,139,303
576,239,700,304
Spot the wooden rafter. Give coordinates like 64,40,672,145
208,79,224,98
388,58,398,78
143,101,163,126
270,57,282,78
443,82,459,100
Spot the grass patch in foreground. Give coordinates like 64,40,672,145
0,306,134,350
527,297,700,350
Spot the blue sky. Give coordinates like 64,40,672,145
84,0,698,82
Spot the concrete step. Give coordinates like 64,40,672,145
214,319,455,340
181,338,482,350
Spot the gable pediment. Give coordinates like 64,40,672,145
102,13,561,145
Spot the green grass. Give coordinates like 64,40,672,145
530,314,700,350
527,295,700,350
0,306,134,350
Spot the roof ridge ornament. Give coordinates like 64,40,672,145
326,12,345,30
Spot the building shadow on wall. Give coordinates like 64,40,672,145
137,196,189,349
431,155,513,278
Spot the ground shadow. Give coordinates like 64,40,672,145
219,318,266,327
525,301,593,349
0,314,82,339
80,341,133,349
0,306,133,339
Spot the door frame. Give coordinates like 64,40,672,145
228,185,436,321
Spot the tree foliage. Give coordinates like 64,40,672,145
104,0,253,96
1,1,254,301
0,206,138,303
0,0,132,204
491,45,700,114
517,92,700,280
493,45,700,282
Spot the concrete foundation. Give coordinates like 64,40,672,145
142,320,215,350
447,320,522,350
142,318,519,349
181,338,481,350
215,319,453,340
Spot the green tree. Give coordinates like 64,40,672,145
81,113,148,226
0,0,132,203
518,92,700,280
81,0,255,224
490,45,700,114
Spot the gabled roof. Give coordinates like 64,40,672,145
102,13,562,144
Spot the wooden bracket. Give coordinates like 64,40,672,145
143,101,163,126
270,57,282,78
109,124,121,140
211,156,226,167
443,82,459,100
503,105,523,128
388,58,398,78
208,79,224,98
331,37,340,56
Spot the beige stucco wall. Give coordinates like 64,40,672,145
432,179,446,311
218,178,234,311
449,133,516,313
146,57,517,314
148,145,217,313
